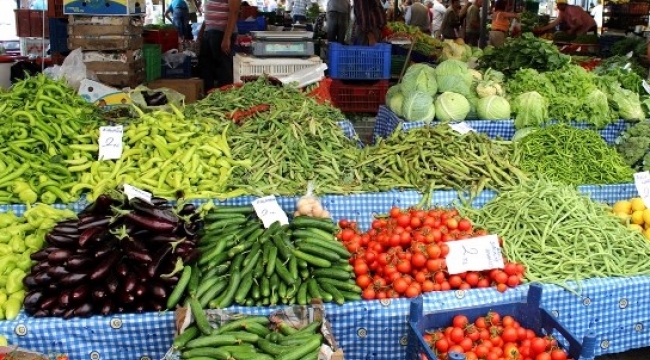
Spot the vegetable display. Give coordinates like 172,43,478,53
516,125,634,185
460,179,650,294
186,205,360,308
23,191,201,317
383,22,443,58
338,208,525,300
616,121,650,171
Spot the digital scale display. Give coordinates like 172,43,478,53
262,43,307,53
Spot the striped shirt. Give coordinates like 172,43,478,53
204,0,233,31
290,0,307,17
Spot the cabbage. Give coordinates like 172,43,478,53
402,91,435,122
401,64,438,97
610,85,645,121
512,91,549,129
477,95,511,120
476,80,504,98
386,85,405,116
482,68,505,83
583,89,612,128
466,94,480,120
435,92,470,122
435,59,473,96
473,48,483,58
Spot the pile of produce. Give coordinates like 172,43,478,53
516,125,634,185
0,205,75,320
178,205,360,308
616,121,650,171
423,312,573,360
439,39,483,63
24,190,201,318
173,314,324,360
460,179,650,294
359,125,527,193
188,79,363,195
382,22,443,57
611,197,650,239
519,11,549,34
338,207,525,300
593,56,646,93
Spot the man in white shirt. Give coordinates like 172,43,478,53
590,0,603,34
430,0,446,38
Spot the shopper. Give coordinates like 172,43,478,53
263,0,278,11
590,0,603,34
464,0,481,46
198,0,240,91
187,0,202,39
353,0,387,45
534,0,596,37
288,0,308,23
439,0,461,40
165,0,191,41
405,0,430,33
430,0,446,38
489,0,518,47
328,0,351,43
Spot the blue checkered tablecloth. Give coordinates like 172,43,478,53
372,106,631,145
0,184,646,360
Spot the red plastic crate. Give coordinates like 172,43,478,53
143,29,179,53
330,79,389,113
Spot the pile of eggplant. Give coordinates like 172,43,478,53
23,191,202,318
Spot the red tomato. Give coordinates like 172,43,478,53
487,311,501,325
440,243,450,256
452,315,469,329
448,275,463,289
457,218,472,232
405,285,421,298
502,316,515,328
354,262,369,276
531,338,548,355
397,260,412,274
389,207,401,218
550,349,568,360
536,353,552,360
517,326,528,341
465,272,480,286
446,218,459,230
356,274,372,289
465,351,478,360
502,327,518,343
475,344,490,358
449,327,465,343
422,279,435,292
435,338,450,352
397,214,411,228
411,252,427,269
362,287,376,300
503,262,518,276
459,337,474,352
393,277,409,294
339,219,350,228
503,343,520,360
475,317,488,329
340,228,356,242
507,275,520,287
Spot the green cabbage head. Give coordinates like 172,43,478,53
477,95,511,120
386,85,405,116
401,64,438,97
435,92,470,122
435,59,473,96
402,91,435,122
512,91,548,129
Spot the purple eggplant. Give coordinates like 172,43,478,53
151,197,169,207
106,276,119,294
51,307,66,317
48,249,74,264
151,302,165,311
119,291,135,304
80,194,114,216
66,255,94,271
180,222,201,237
101,301,112,316
58,290,71,307
147,234,182,244
78,216,111,231
182,249,201,265
23,275,37,288
32,309,50,317
60,273,88,287
34,272,52,286
179,203,197,216
47,266,69,279
31,261,49,273
71,284,90,303
147,246,171,278
30,248,52,261
133,302,146,313
130,229,151,238
63,308,75,319
39,295,59,310
130,198,179,224
123,240,153,263
74,303,93,317
52,223,79,236
124,274,137,293
94,238,117,259
115,261,130,278
92,287,107,301
89,252,120,281
149,284,167,299
123,212,176,233
78,227,105,248
134,284,147,297
23,291,43,311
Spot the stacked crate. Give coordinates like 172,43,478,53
67,15,145,88
327,42,392,114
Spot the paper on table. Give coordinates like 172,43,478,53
253,195,289,228
445,235,505,275
634,171,650,208
98,125,124,160
449,122,476,135
124,184,153,204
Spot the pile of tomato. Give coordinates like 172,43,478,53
336,207,526,300
423,312,572,360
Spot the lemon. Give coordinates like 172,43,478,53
631,198,647,212
631,210,645,225
0,335,6,346
629,224,644,231
615,212,630,223
644,228,650,240
613,200,633,214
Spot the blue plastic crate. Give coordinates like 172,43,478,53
161,56,192,79
328,42,391,80
407,285,598,360
237,17,267,35
48,18,69,53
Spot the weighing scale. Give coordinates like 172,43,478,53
250,31,315,57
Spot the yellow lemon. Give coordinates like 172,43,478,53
615,212,631,224
631,198,647,212
629,224,644,231
644,228,650,240
613,200,633,214
631,210,645,225
643,209,650,225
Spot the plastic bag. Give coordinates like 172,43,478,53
129,86,185,112
44,48,96,91
294,181,331,218
162,49,188,69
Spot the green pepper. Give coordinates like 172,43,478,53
24,234,44,250
40,191,57,204
16,253,32,271
9,237,25,253
0,231,10,243
6,269,24,294
0,257,16,275
19,188,38,204
0,211,18,229
4,298,21,320
9,289,24,302
0,245,11,256
0,291,8,307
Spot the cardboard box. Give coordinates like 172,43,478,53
78,79,132,107
147,78,204,103
64,0,144,15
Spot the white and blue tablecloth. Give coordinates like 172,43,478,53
372,106,631,145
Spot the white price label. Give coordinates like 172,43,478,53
123,184,153,204
445,235,505,275
98,125,124,160
252,195,289,228
449,122,476,135
634,171,650,208
643,80,650,94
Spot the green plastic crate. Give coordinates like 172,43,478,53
143,44,162,83
391,55,408,77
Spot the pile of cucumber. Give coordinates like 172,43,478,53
176,205,361,308
175,306,325,360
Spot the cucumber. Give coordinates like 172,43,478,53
188,297,212,335
306,279,323,300
272,234,292,260
199,278,229,308
265,246,278,277
275,259,296,285
312,268,351,281
173,326,199,349
317,277,362,292
261,276,271,297
240,251,260,277
319,282,345,305
301,237,350,258
257,339,294,355
217,270,241,308
280,334,323,346
209,205,254,215
242,321,271,337
339,289,363,301
181,347,230,359
297,281,308,305
288,256,298,279
214,316,270,334
166,265,192,310
278,280,288,299
278,321,298,335
275,335,323,360
220,331,259,343
293,249,331,268
296,243,341,262
185,335,238,349
291,216,338,232
234,272,254,305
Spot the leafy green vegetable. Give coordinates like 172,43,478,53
611,37,647,57
401,64,438,96
402,91,435,122
435,92,470,122
609,83,645,121
435,60,473,96
616,121,650,171
583,89,615,128
512,92,549,128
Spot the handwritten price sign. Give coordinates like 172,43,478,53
123,184,152,204
449,122,476,135
634,171,650,208
445,235,504,274
252,195,289,228
98,125,124,160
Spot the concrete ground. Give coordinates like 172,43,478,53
597,347,650,359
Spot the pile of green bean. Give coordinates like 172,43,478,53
190,79,363,195
460,179,650,294
358,125,528,194
517,124,634,185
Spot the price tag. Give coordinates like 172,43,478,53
634,171,650,208
445,235,505,275
123,184,152,204
643,80,650,94
626,51,634,59
449,122,476,135
252,195,289,228
98,125,124,160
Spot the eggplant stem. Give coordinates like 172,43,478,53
161,257,184,278
110,225,130,240
170,238,186,252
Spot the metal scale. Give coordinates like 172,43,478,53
250,31,315,57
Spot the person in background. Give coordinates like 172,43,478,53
405,0,430,33
198,0,240,91
464,0,481,46
590,0,603,34
534,0,596,36
263,0,278,11
430,0,446,38
353,0,387,45
288,0,308,22
439,0,460,39
489,0,519,47
328,0,351,43
187,0,202,40
165,0,191,41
